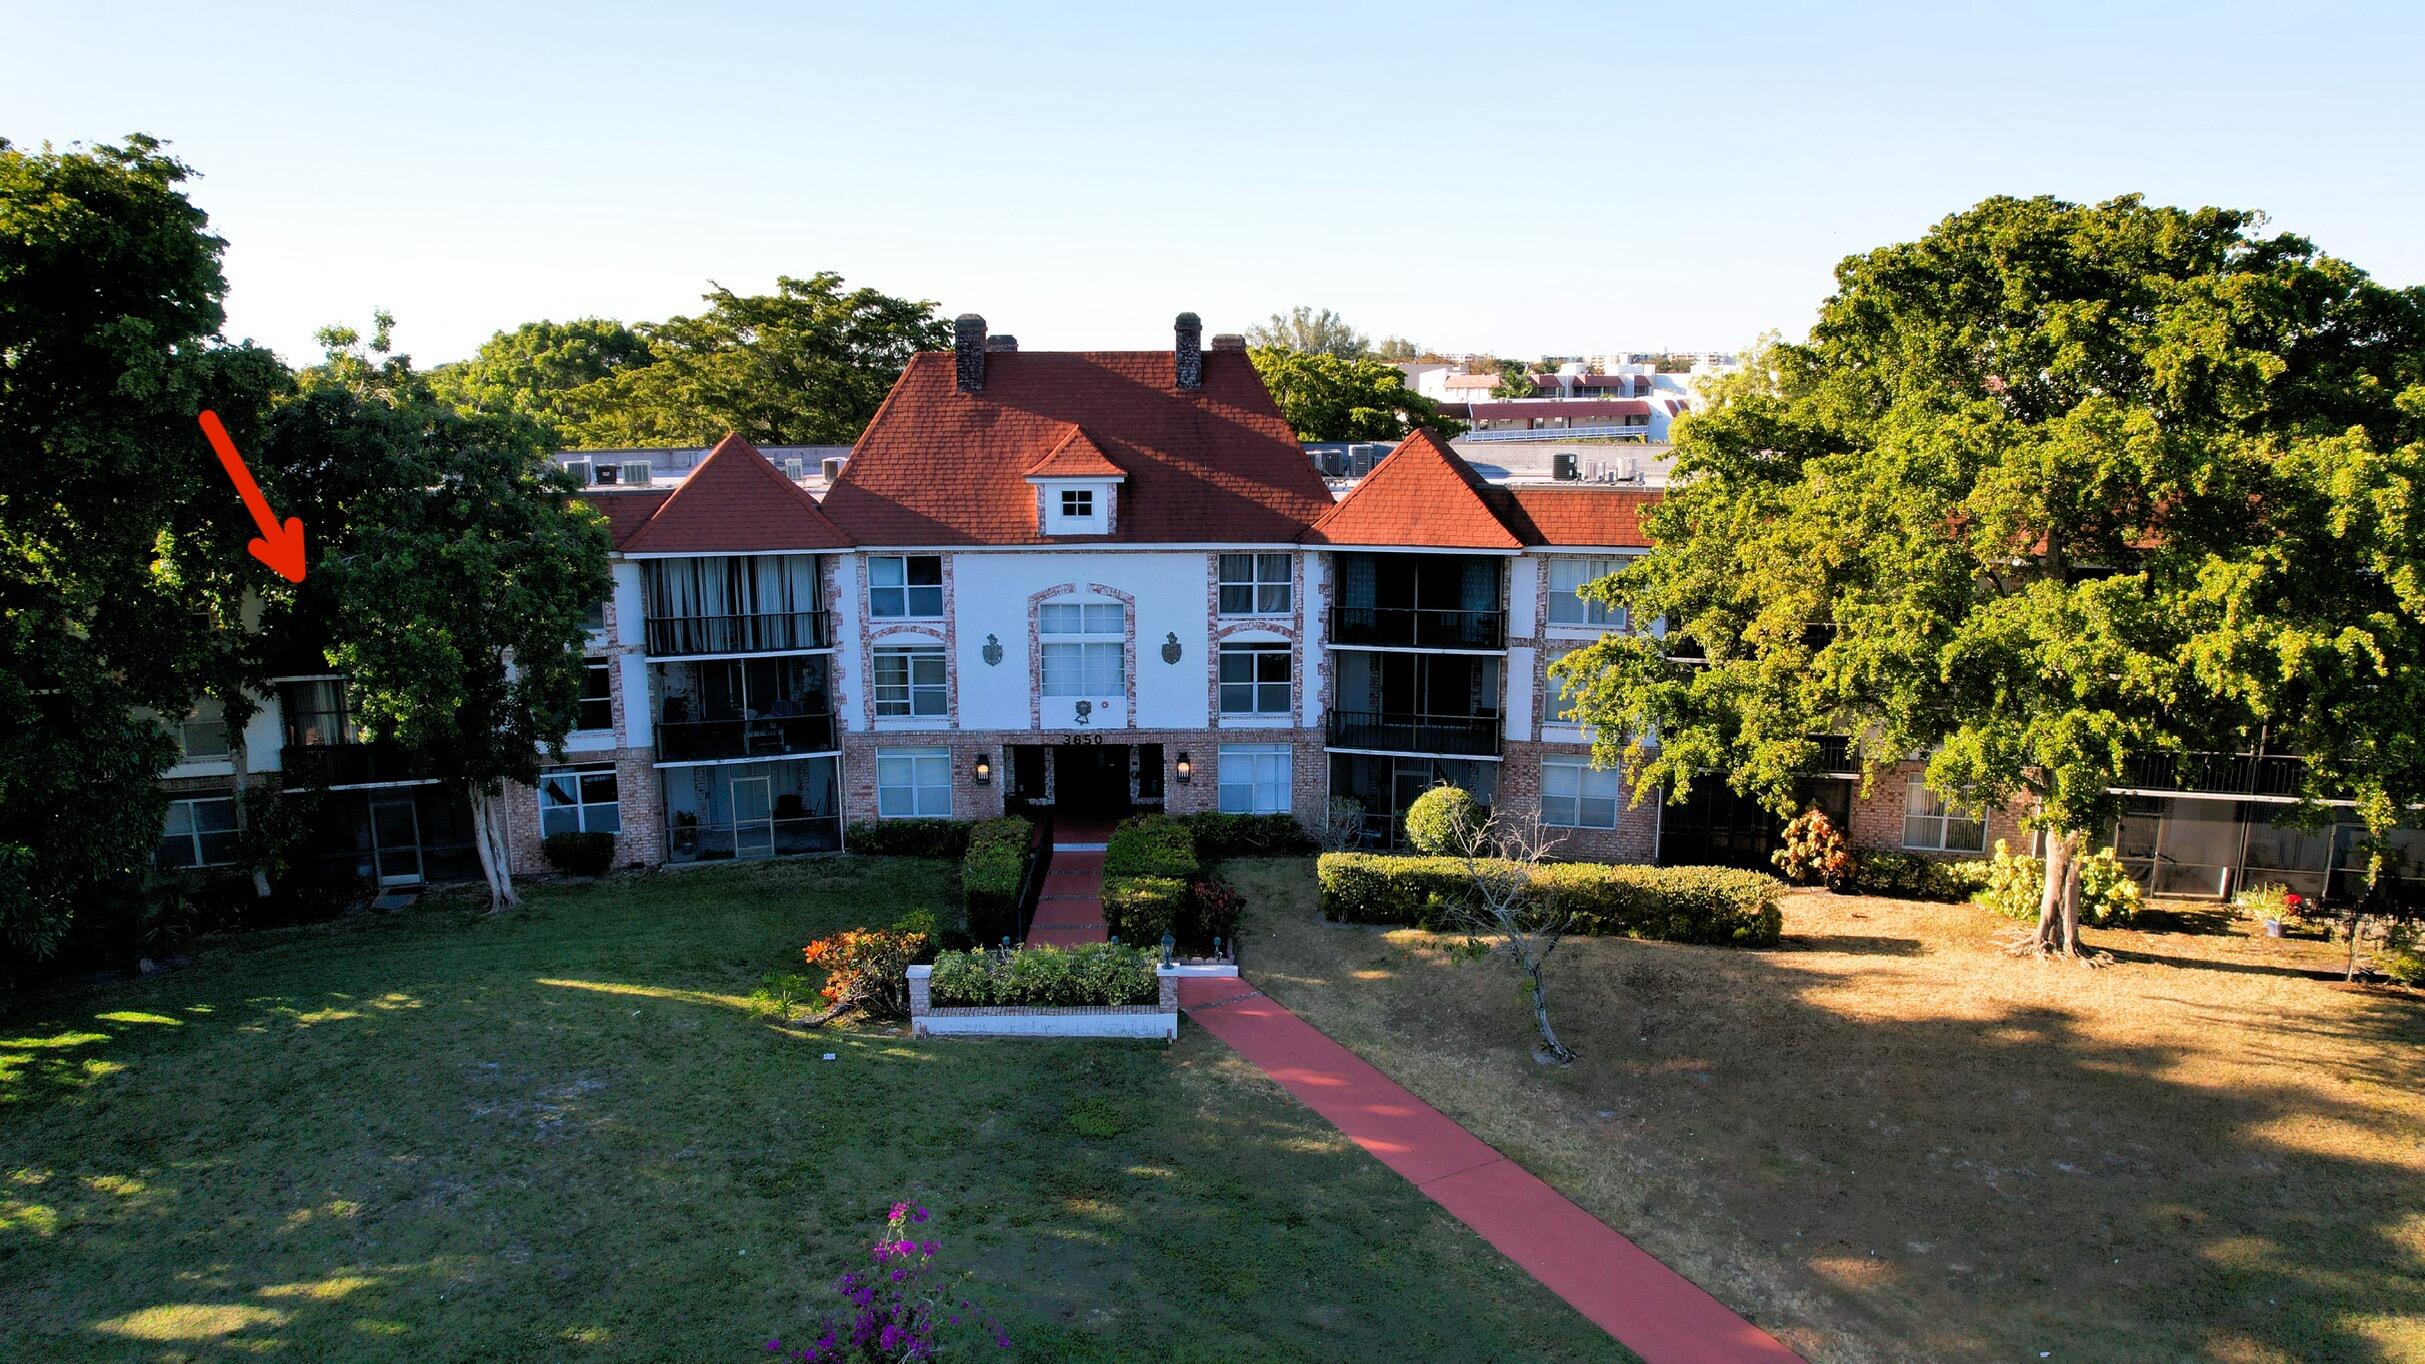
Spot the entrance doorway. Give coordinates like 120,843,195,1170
729,775,775,859
369,796,424,886
1055,743,1131,815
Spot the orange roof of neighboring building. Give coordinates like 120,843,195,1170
1021,424,1127,479
826,349,1332,545
618,434,852,553
1492,486,1660,547
1466,398,1652,420
1442,372,1502,389
1306,429,1525,549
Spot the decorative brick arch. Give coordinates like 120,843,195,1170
861,622,955,730
1027,582,1138,729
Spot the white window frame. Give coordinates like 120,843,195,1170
1039,600,1124,698
178,698,233,761
1548,557,1627,629
867,555,944,620
1902,775,1986,853
1059,488,1094,519
1217,643,1291,715
158,796,239,869
873,644,948,718
875,746,952,818
1217,553,1292,616
1541,757,1620,829
1217,744,1291,814
540,765,621,837
575,657,613,732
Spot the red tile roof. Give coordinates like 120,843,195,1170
1021,424,1127,479
1306,429,1524,549
586,490,671,550
619,434,852,554
827,349,1332,545
1466,398,1652,420
1491,487,1661,547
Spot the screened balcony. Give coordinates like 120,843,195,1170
642,554,831,656
654,656,837,763
1328,553,1505,650
1326,650,1503,757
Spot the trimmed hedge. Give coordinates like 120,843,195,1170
1104,814,1200,879
961,817,1034,946
928,942,1160,1008
1853,850,1991,903
1102,875,1184,945
540,831,615,877
1316,852,1783,947
1179,812,1314,859
846,818,972,859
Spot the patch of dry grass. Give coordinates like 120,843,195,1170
1234,858,2425,1364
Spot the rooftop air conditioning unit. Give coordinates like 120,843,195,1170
563,458,594,485
1320,448,1347,478
619,460,654,486
822,455,846,482
1617,457,1640,482
591,462,618,485
783,457,806,482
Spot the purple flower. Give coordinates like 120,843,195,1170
764,1339,783,1353
912,1205,931,1223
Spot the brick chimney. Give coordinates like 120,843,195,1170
985,335,1019,352
1208,333,1246,351
954,314,987,392
1174,312,1203,389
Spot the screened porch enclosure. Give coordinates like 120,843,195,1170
1329,753,1498,849
2112,797,2425,903
661,758,841,863
641,554,829,655
653,656,836,761
1327,649,1503,757
1328,553,1506,649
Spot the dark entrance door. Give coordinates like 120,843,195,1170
1054,742,1132,815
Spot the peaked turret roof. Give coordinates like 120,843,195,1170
1022,425,1126,479
1304,429,1525,549
619,434,852,553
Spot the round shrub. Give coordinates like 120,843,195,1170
1403,785,1485,856
541,831,615,877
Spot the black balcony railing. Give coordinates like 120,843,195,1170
280,740,431,788
1326,710,1503,758
645,610,830,656
1328,606,1505,650
2121,752,2308,799
655,713,839,763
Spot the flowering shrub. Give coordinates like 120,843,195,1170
2234,882,2303,922
1771,808,1856,891
801,928,928,1020
762,1201,1008,1361
1972,840,2143,927
927,942,1159,1008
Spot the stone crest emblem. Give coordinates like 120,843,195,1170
982,632,1003,667
1161,631,1182,664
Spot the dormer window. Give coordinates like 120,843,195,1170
1060,489,1094,520
1036,479,1115,535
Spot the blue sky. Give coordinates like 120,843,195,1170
7,1,2421,366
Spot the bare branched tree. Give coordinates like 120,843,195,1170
1435,798,1577,1064
1318,796,1367,853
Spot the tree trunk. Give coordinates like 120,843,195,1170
468,787,520,912
2058,834,2084,958
229,737,272,899
1528,962,1575,1063
2033,830,2078,954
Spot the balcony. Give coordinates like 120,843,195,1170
281,740,431,789
656,712,839,763
1328,607,1505,651
645,610,831,657
2121,752,2308,799
1327,710,1503,758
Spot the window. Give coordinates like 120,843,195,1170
582,597,607,632
1060,488,1094,519
178,698,232,761
576,658,613,731
1548,558,1627,628
868,555,943,619
875,747,951,818
156,797,238,869
1040,601,1124,697
1541,758,1620,829
1218,644,1291,715
873,644,947,717
1903,776,1986,853
540,766,621,837
279,679,359,747
1218,745,1291,814
1218,553,1291,615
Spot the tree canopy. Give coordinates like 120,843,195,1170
1554,194,2425,954
1246,305,1370,359
428,318,652,443
1248,346,1467,442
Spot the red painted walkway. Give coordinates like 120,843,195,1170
1025,816,1119,948
1178,977,1805,1364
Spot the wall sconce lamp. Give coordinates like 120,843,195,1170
1174,752,1193,785
973,754,993,786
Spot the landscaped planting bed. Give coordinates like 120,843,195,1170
911,942,1178,1040
1316,851,1784,946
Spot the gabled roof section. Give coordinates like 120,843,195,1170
583,490,672,551
1491,487,1661,548
1305,429,1524,550
1022,424,1126,480
826,349,1332,545
619,434,852,554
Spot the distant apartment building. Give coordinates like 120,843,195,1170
153,316,2420,902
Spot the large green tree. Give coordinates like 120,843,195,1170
1555,195,2425,957
565,273,946,448
428,318,651,443
283,317,611,910
1249,347,1466,442
0,135,287,971
1246,305,1370,359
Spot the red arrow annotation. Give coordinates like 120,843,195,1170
197,410,306,583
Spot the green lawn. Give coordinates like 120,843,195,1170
0,856,1625,1362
